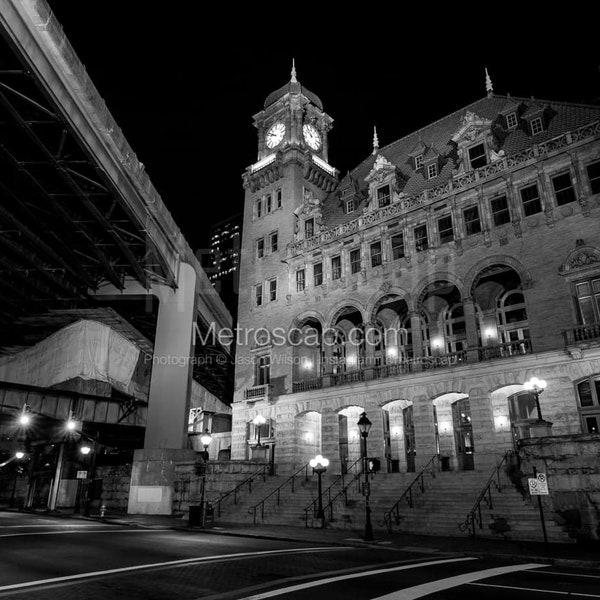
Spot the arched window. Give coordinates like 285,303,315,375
444,303,467,352
497,291,530,351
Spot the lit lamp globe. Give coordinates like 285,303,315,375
80,445,92,456
524,376,552,434
15,451,25,460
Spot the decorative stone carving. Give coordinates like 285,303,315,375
380,280,392,293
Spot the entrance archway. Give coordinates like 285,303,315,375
294,411,322,466
337,406,364,473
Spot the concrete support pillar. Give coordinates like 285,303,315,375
468,386,497,471
413,395,436,470
320,409,341,474
364,404,385,465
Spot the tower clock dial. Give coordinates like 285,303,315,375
265,122,286,148
303,124,321,150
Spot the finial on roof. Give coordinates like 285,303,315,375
291,58,297,83
485,67,494,97
372,126,379,155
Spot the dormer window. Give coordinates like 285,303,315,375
305,218,315,239
346,199,355,214
427,163,438,180
531,117,544,135
506,112,518,129
377,185,391,208
468,143,487,170
415,154,424,170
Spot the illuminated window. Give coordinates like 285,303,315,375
576,376,600,434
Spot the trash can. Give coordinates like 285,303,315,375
189,504,203,527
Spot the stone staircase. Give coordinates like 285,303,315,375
211,467,574,544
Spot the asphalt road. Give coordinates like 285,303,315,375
0,512,598,599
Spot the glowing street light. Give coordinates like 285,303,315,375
524,377,547,422
200,429,213,461
357,412,374,542
309,455,329,523
15,451,25,460
253,414,266,447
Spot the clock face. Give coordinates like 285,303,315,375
303,124,321,150
266,122,285,148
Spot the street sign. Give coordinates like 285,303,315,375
528,473,549,495
76,470,88,479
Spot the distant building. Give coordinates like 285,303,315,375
207,213,242,314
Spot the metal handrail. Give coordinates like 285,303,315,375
303,457,362,527
248,462,309,524
458,449,514,536
211,465,270,519
320,470,363,523
383,454,440,532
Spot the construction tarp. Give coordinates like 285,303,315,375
0,320,140,395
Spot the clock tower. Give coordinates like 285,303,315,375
233,64,339,460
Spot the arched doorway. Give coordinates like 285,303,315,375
403,405,416,472
294,411,322,466
451,397,474,470
337,406,364,473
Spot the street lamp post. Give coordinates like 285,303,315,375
309,454,329,527
253,415,266,447
75,443,91,514
199,429,212,527
524,377,547,421
9,451,25,508
357,412,374,541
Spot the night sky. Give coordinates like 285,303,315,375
46,2,599,254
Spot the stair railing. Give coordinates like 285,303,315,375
383,454,441,533
248,462,310,524
458,449,514,536
320,470,363,523
303,457,362,527
211,465,270,519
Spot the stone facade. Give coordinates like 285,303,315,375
231,69,600,494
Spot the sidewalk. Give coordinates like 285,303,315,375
57,509,600,569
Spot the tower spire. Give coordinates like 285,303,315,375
485,67,494,97
291,58,297,83
372,126,379,155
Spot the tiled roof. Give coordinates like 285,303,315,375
321,95,600,230
264,79,323,110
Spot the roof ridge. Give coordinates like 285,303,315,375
499,94,600,111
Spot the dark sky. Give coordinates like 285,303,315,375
46,2,599,255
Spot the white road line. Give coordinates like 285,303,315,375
0,523,113,529
239,557,477,600
371,563,545,599
0,547,350,593
469,582,600,598
528,570,600,579
0,528,163,538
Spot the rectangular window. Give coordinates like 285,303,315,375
270,231,278,253
256,238,265,258
414,225,428,252
265,194,272,213
506,112,518,129
255,199,262,218
346,199,355,214
490,195,511,226
438,215,454,244
427,163,437,179
415,154,423,170
254,284,263,307
377,185,391,208
463,206,482,236
520,183,542,216
587,161,600,195
468,143,487,169
256,355,270,385
531,117,544,135
276,188,283,208
575,278,600,324
552,172,577,206
370,241,382,267
268,278,277,302
576,376,600,434
305,218,314,239
331,255,342,280
296,269,305,292
313,262,323,287
391,233,405,260
350,249,361,274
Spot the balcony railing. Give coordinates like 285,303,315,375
563,323,600,345
478,339,532,361
292,378,323,393
421,350,467,370
244,384,271,401
373,362,413,378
